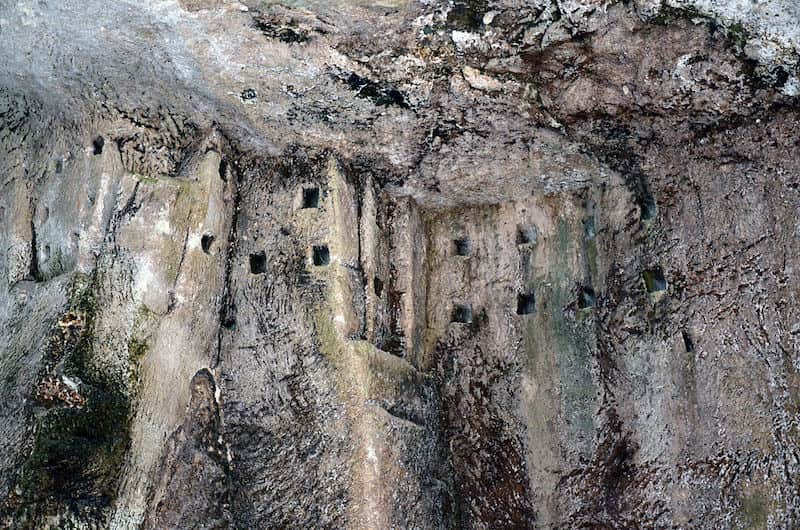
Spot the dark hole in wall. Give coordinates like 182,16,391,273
302,187,320,209
451,304,473,324
643,268,667,292
640,196,657,221
55,159,63,174
92,136,104,156
682,330,695,353
201,234,215,255
249,251,267,274
447,0,489,30
313,245,330,266
579,287,596,309
218,158,228,181
454,238,472,256
516,292,536,315
373,277,384,297
517,225,538,245
344,72,409,108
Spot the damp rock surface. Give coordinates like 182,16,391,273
1,0,799,528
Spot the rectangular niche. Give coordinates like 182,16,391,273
92,136,104,156
451,304,473,324
516,292,535,315
453,238,472,257
249,251,267,274
516,224,538,246
302,187,320,209
313,245,330,266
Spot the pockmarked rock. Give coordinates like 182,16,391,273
0,0,799,528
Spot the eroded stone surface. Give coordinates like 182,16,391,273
1,0,799,528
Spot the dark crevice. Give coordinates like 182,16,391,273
353,175,369,340
214,150,242,368
172,216,193,291
381,403,425,428
682,330,695,353
218,158,228,181
117,181,141,220
29,217,42,282
382,286,406,356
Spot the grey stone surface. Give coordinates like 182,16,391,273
1,0,799,528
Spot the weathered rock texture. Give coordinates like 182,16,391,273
1,0,799,528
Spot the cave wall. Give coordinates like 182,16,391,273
1,0,800,528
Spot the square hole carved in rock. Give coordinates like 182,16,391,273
453,238,472,256
517,224,538,245
373,277,384,297
249,251,267,274
451,304,473,324
302,187,320,209
516,292,535,315
313,245,330,266
643,268,667,292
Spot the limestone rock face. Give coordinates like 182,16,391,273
1,0,799,528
